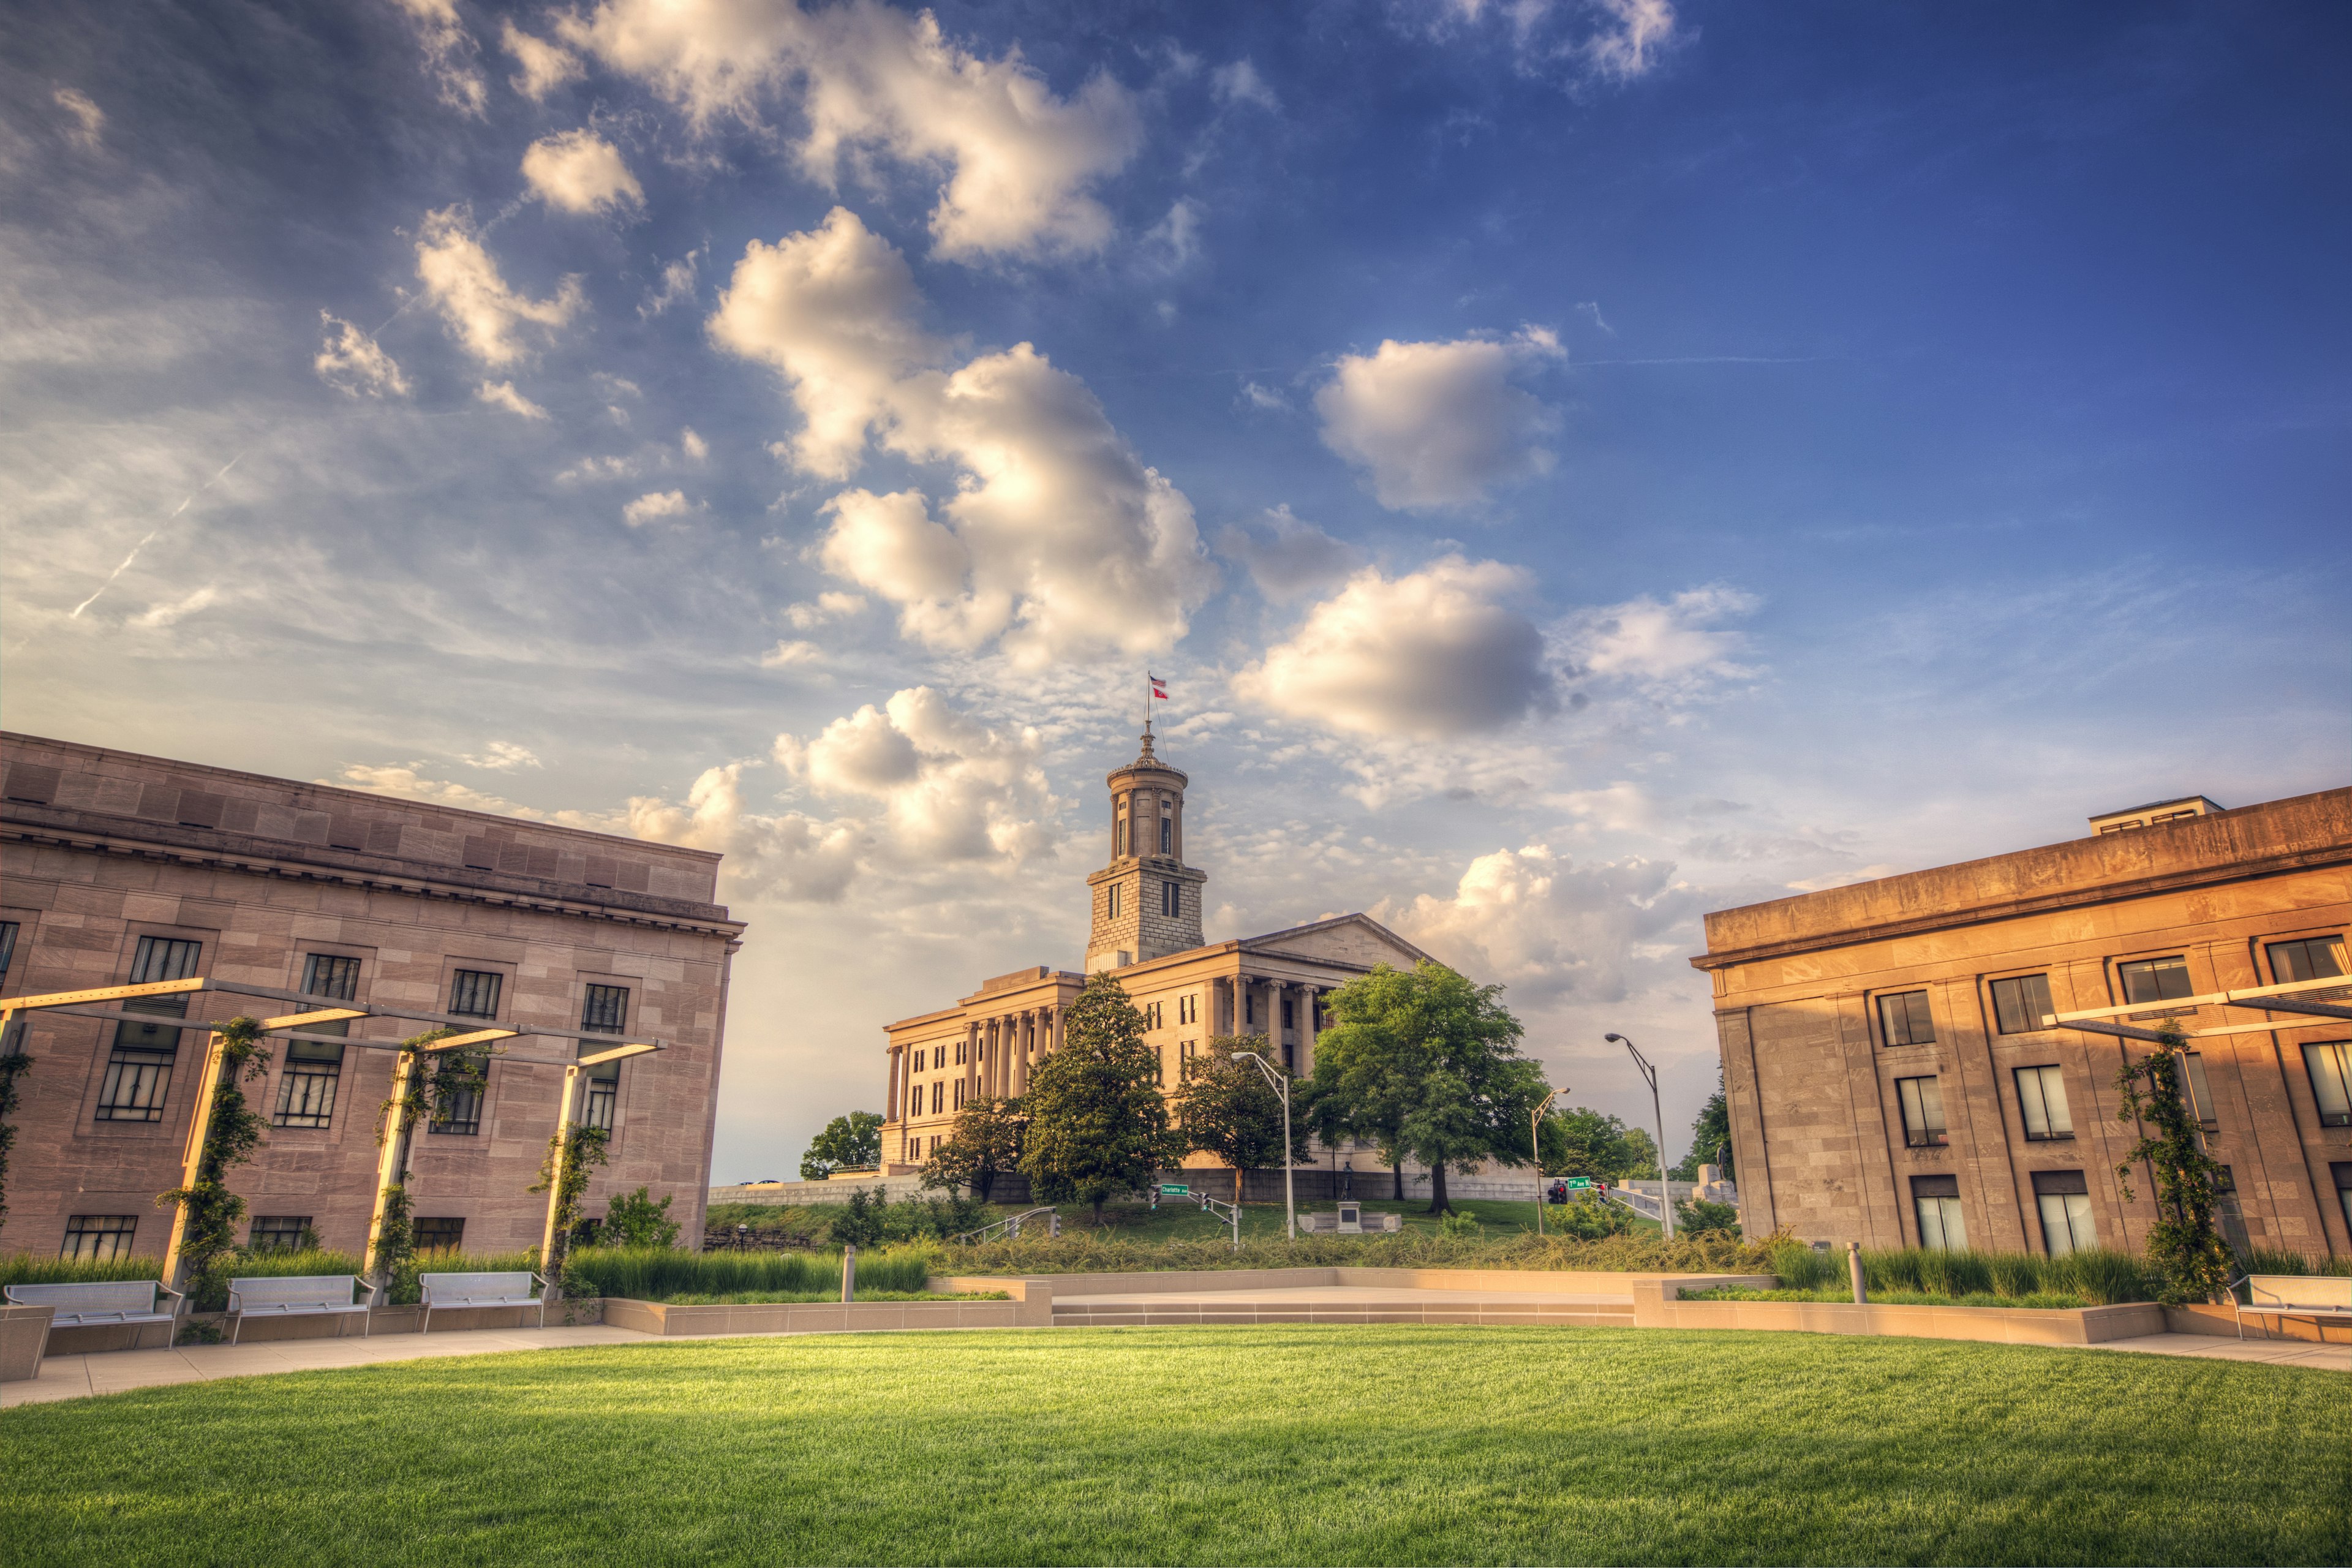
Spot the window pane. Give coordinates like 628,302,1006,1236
448,970,503,1019
2304,1042,2352,1127
1878,991,1934,1046
61,1215,137,1261
0,919,18,980
130,936,203,984
427,1052,486,1135
2016,1066,2071,1139
412,1218,466,1253
2180,1052,2218,1127
2269,937,2348,983
581,984,629,1035
249,1216,314,1252
96,1040,176,1121
1917,1196,1966,1253
2120,956,2195,1017
2062,1193,2097,1252
299,954,360,1001
274,1039,344,1129
1991,974,2055,1035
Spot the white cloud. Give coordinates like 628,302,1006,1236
474,379,549,419
618,763,862,901
462,741,542,771
1562,585,1757,685
784,590,866,628
53,88,105,150
331,762,533,816
623,489,693,526
1145,197,1204,270
521,129,646,215
712,208,1215,664
129,583,221,629
1209,58,1278,110
1234,556,1556,737
1382,843,1690,1004
760,639,826,667
388,0,489,115
314,312,411,398
1215,505,1365,603
502,20,585,99
1240,381,1289,412
680,427,709,461
560,0,1142,260
641,249,701,317
1430,0,1678,83
558,453,641,483
416,207,584,364
1316,327,1564,510
1582,0,1677,81
776,686,1054,863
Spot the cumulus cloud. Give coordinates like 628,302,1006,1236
388,0,489,115
53,87,105,150
775,686,1054,863
502,20,585,99
641,249,701,317
784,590,866,628
623,489,693,526
680,427,709,460
314,312,410,398
521,129,646,215
1561,585,1757,685
711,208,1215,663
462,741,542,771
1581,0,1677,80
1316,327,1564,510
331,762,532,816
617,763,862,902
1215,505,1364,603
1234,556,1556,737
1383,843,1691,1003
760,639,826,667
416,207,584,364
559,0,1142,260
474,379,548,418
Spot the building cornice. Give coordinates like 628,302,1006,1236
2,806,744,938
1687,838,2352,972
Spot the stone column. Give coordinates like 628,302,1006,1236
1299,987,1319,1079
1265,979,1289,1072
887,1046,903,1136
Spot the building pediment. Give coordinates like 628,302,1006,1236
1239,913,1433,973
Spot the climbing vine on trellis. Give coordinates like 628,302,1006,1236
2113,1025,2235,1305
371,1028,489,1298
0,1035,31,1240
156,1016,274,1298
531,1123,610,1291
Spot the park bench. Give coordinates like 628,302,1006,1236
2232,1273,2352,1341
420,1271,549,1333
4,1279,184,1331
227,1275,371,1344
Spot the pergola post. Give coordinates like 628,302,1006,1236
540,1063,586,1294
363,1046,420,1288
159,1030,230,1296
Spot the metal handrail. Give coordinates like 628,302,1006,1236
951,1207,1060,1245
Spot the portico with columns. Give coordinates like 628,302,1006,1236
880,733,1439,1178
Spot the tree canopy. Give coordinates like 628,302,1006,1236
1670,1071,1733,1182
1305,961,1547,1213
922,1095,1024,1202
1172,1035,1305,1200
800,1110,884,1180
1019,973,1182,1221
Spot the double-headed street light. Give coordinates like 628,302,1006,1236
1605,1032,1675,1240
1234,1052,1295,1242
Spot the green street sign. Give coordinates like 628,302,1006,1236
1562,1178,1593,1189
1159,1184,1191,1196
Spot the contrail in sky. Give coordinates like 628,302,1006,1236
69,449,246,618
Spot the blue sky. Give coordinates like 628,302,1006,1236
4,0,2345,1180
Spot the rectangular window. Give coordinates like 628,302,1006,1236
61,1215,137,1261
1245,991,1256,1027
2268,935,2348,983
412,1217,466,1253
1107,883,1122,919
1161,880,1180,918
1894,1076,1948,1148
1160,816,1172,854
2117,956,2195,1020
2214,1167,2252,1257
2179,1052,2219,1129
1989,974,2055,1035
428,1054,487,1136
2031,1170,2097,1256
1877,990,1935,1047
954,1040,966,1066
248,1216,314,1253
96,935,205,1123
448,969,503,1019
2334,1163,2352,1238
930,1081,943,1115
581,983,629,1035
273,1038,346,1128
1910,1175,1966,1252
2015,1066,2073,1140
0,918,18,979
2302,1041,2352,1128
581,1055,620,1133
300,952,360,1004
954,1080,964,1110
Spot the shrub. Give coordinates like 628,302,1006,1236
1,1252,165,1288
942,1227,1770,1276
1437,1210,1482,1238
603,1187,681,1250
557,1245,935,1302
1674,1197,1741,1238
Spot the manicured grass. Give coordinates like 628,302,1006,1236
657,1289,1009,1305
5,1327,2342,1566
1687,1285,2097,1310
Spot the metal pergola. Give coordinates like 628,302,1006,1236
2040,973,2352,1044
0,976,663,1292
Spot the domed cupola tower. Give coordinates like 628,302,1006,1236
1085,729,1207,972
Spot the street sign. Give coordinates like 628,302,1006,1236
1562,1177,1593,1190
1159,1183,1191,1196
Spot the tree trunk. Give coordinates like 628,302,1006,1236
1233,1164,1243,1204
976,1167,995,1204
1391,1155,1404,1200
1428,1161,1450,1215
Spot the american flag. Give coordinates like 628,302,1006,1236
1149,674,1168,700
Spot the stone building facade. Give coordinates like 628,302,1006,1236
1692,787,2351,1258
0,732,745,1261
883,733,1434,1177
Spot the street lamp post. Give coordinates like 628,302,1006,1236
1530,1088,1561,1237
1236,1052,1295,1242
1605,1032,1674,1240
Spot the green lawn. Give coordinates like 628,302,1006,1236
6,1328,2342,1566
1036,1194,1648,1243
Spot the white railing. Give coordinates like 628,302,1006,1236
951,1207,1060,1245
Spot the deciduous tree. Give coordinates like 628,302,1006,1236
1172,1036,1305,1202
800,1110,884,1180
923,1095,1025,1202
1019,973,1182,1223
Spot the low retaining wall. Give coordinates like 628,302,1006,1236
938,1266,1774,1298
1631,1280,2167,1345
40,1298,602,1356
605,1283,1048,1337
1,1303,55,1381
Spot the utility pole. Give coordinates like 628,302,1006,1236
1531,1088,1561,1237
1605,1033,1675,1240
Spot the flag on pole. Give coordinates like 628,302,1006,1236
1149,673,1169,700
